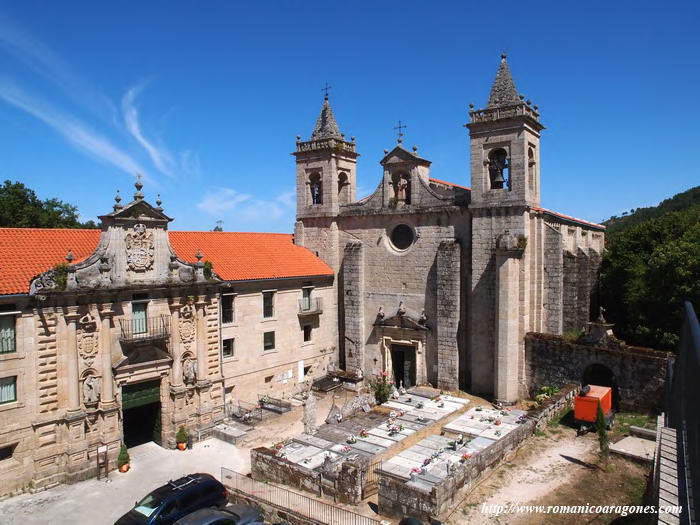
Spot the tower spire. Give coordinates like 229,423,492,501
310,95,342,140
487,54,520,108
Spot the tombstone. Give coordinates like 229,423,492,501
326,402,342,425
303,389,317,435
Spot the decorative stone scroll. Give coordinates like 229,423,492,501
179,304,195,351
78,313,99,368
125,223,154,272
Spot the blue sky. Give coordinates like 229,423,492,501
0,1,698,232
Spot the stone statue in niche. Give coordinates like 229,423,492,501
183,359,197,385
83,375,100,405
309,175,322,205
396,174,409,203
125,223,155,272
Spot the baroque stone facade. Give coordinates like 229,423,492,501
294,55,605,403
0,185,336,496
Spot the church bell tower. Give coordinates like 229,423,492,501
293,93,359,271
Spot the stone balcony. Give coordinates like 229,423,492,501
298,297,323,316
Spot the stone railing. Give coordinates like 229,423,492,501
469,103,540,124
296,138,356,154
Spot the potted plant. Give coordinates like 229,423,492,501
118,443,130,473
176,426,188,450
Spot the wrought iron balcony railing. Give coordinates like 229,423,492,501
119,315,170,343
298,297,323,316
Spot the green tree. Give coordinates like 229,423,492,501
600,204,700,351
0,180,97,228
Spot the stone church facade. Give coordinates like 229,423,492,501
0,55,603,496
293,55,604,403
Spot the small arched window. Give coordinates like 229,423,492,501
528,148,536,194
338,172,350,205
309,173,322,205
488,148,509,190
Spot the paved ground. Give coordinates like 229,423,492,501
0,439,247,525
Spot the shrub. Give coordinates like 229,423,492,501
117,443,130,467
203,260,214,280
53,263,69,291
176,426,188,444
368,371,393,405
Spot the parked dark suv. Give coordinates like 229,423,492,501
115,473,228,525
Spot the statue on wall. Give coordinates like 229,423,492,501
183,358,197,385
396,174,409,202
83,375,100,405
125,223,155,272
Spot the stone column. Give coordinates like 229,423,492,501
342,242,365,375
195,298,208,382
98,304,115,404
495,253,520,404
169,301,183,387
64,307,81,412
437,240,460,391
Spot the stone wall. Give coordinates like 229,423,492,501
250,447,363,505
523,332,670,412
377,385,578,522
342,241,365,374
436,240,461,390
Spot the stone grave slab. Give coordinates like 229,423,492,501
347,440,385,456
415,471,442,485
410,409,441,421
480,424,517,441
388,455,423,470
369,428,403,442
399,449,428,463
408,387,439,400
383,400,414,412
293,434,334,450
359,434,394,449
441,395,470,405
395,418,425,431
304,451,339,471
286,444,322,464
469,436,496,451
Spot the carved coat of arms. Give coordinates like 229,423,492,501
179,304,195,350
125,223,154,272
78,313,99,367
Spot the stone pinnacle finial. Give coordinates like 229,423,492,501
487,55,520,108
134,174,144,200
310,93,342,140
113,190,123,211
65,250,74,263
195,249,204,262
156,194,163,211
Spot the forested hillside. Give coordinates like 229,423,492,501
600,187,700,351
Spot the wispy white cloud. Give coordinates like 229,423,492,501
0,12,116,120
196,186,296,230
0,78,149,181
122,83,176,177
197,187,252,215
180,150,202,178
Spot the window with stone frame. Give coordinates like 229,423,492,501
303,324,312,342
222,337,235,358
301,287,312,311
0,312,16,354
262,291,275,318
0,376,17,404
263,331,275,351
221,294,235,324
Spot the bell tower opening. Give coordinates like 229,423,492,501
488,148,510,190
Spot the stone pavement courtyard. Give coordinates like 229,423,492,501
0,440,247,525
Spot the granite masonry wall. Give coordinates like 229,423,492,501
436,240,461,390
523,332,670,412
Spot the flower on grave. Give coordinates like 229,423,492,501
416,415,425,422
273,441,285,450
360,429,369,438
347,435,357,444
461,453,472,462
417,401,424,409
386,418,395,428
390,411,398,419
495,430,502,437
411,466,423,474
457,434,464,444
501,410,508,415
261,394,270,404
495,419,502,426
399,424,405,431
398,409,405,417
277,450,286,458
388,425,401,435
342,445,352,453
423,458,431,466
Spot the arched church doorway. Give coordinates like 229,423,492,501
582,363,619,411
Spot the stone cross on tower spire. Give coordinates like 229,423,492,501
487,54,521,108
310,94,342,140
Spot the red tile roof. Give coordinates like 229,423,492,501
168,231,333,282
531,207,606,231
428,178,471,191
0,228,333,295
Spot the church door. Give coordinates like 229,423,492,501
391,344,417,388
